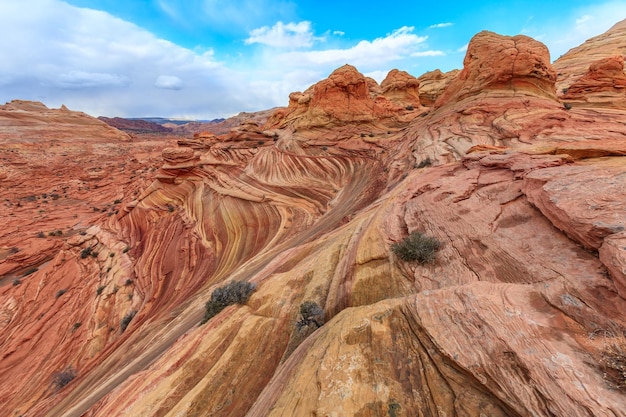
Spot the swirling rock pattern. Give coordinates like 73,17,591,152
1,25,626,417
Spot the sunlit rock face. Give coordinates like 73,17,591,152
554,18,626,93
1,22,626,417
560,56,626,109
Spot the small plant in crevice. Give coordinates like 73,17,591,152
55,289,67,298
296,301,325,331
564,102,573,110
415,157,432,169
120,310,137,333
22,267,38,277
200,281,256,325
52,367,76,390
592,329,626,392
96,285,106,296
392,231,442,264
80,247,92,259
124,279,133,286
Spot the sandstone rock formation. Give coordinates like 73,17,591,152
417,68,460,106
265,64,420,131
435,31,557,106
1,24,626,417
0,100,132,143
561,55,626,108
380,69,421,108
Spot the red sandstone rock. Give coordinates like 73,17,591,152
417,68,460,106
265,65,418,131
435,31,557,107
380,69,421,108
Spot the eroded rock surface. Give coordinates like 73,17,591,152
1,25,626,417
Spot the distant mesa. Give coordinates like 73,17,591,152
98,116,173,134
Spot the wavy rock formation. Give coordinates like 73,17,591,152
1,25,626,417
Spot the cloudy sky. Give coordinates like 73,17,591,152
0,0,624,119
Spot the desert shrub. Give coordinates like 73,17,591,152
56,289,67,298
405,105,414,111
52,367,76,389
12,279,21,286
296,301,325,330
22,267,38,277
564,102,573,110
415,157,432,169
80,247,92,259
594,330,626,392
201,281,256,325
37,231,45,238
392,232,441,264
124,279,133,286
96,285,106,296
120,310,137,333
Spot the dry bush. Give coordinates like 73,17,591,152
392,231,441,264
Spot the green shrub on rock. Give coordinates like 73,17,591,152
392,231,441,264
201,281,256,325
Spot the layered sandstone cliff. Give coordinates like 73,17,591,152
1,23,626,417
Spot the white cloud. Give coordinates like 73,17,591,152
155,75,183,90
276,26,428,69
457,43,469,53
0,0,272,118
429,22,453,29
531,1,626,60
333,30,345,36
363,70,388,83
411,50,445,57
55,71,129,89
575,14,593,29
245,21,321,48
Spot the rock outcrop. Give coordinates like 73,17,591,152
435,31,557,106
561,55,626,108
0,100,132,143
417,68,460,106
265,64,419,131
380,69,421,108
1,23,626,417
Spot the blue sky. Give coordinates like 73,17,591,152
0,0,624,119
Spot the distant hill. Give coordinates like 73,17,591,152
130,117,225,126
98,116,173,133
